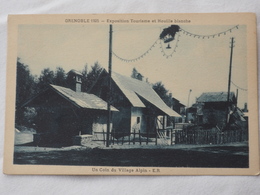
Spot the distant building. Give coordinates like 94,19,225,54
196,92,236,126
168,94,186,123
186,104,197,123
186,91,247,129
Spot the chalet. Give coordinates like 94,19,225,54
186,91,246,129
196,92,236,126
88,70,180,137
22,70,118,145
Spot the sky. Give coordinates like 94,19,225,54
17,24,247,108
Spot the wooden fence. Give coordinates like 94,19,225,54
92,130,158,145
174,128,248,145
93,128,248,146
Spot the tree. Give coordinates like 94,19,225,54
16,58,37,108
54,67,67,87
15,58,37,126
81,64,88,92
37,68,55,91
152,81,172,107
81,62,102,92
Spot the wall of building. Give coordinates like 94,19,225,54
131,107,145,133
93,114,107,132
202,109,226,126
92,114,113,140
90,76,132,136
112,107,131,135
31,91,98,144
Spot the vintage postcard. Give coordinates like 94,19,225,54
3,13,259,175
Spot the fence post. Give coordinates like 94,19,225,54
139,130,141,145
112,130,115,145
171,129,173,146
121,131,124,145
133,130,136,145
197,131,199,145
206,130,208,144
175,131,178,144
146,130,149,145
237,130,239,142
192,130,194,144
155,130,157,145
129,132,131,145
102,129,106,145
185,128,187,144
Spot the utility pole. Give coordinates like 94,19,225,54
226,37,234,127
187,89,192,108
106,24,113,147
236,88,238,107
186,89,192,123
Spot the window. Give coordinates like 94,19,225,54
137,117,140,124
76,76,81,82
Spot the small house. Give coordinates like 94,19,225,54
196,92,237,126
22,69,118,145
186,91,247,129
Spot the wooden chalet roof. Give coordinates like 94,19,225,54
197,92,236,103
50,85,118,111
23,84,118,111
111,72,181,117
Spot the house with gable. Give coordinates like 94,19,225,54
186,91,246,130
88,69,180,137
21,69,118,145
195,92,237,126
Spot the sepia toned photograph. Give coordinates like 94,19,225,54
3,14,259,175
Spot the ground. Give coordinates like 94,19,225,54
13,131,249,168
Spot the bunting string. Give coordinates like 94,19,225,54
231,80,247,91
113,25,240,62
180,25,239,39
160,32,180,58
112,38,159,63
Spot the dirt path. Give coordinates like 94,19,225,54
13,142,249,168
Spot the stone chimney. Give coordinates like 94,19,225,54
67,69,82,92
